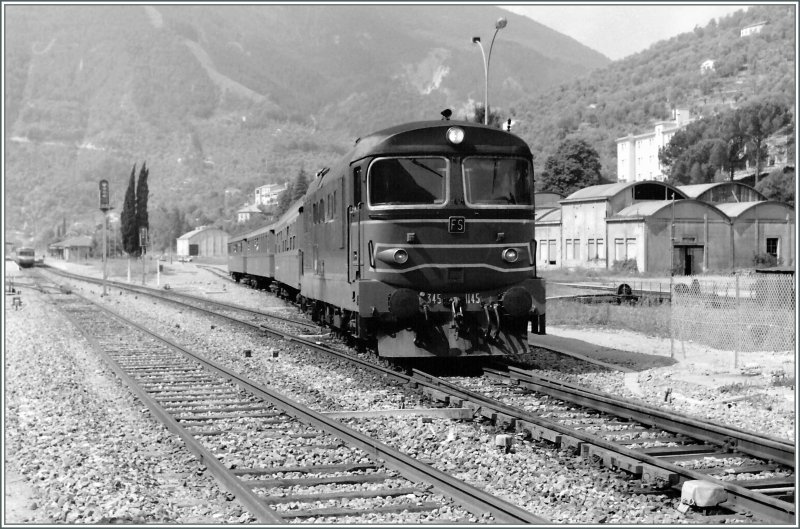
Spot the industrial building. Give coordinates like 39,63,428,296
534,181,794,274
176,226,229,258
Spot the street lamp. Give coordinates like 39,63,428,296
472,16,507,125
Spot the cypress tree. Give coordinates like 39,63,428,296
121,164,139,256
135,162,150,252
292,168,309,201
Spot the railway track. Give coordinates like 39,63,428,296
36,265,796,523
42,265,319,333
412,366,795,524
37,278,545,524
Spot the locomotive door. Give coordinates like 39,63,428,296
347,166,363,283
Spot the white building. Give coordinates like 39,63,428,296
254,182,288,207
700,59,715,74
237,203,265,223
740,21,766,37
176,226,229,258
616,109,694,183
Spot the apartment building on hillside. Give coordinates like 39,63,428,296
615,109,694,183
254,182,288,207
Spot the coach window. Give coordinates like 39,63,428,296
463,157,533,207
368,157,447,207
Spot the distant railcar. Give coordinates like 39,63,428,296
15,247,36,268
229,119,546,358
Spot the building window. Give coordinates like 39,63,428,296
565,239,572,260
626,238,637,259
766,238,779,257
572,239,580,259
615,238,625,261
597,238,605,260
548,240,556,265
588,239,595,260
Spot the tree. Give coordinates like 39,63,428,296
120,164,138,256
276,182,295,217
291,168,309,201
755,168,795,206
540,139,602,196
135,162,149,254
470,103,504,128
737,101,792,185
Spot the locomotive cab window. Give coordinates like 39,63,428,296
463,157,533,207
368,157,447,207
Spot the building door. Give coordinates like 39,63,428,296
189,244,199,256
673,245,704,275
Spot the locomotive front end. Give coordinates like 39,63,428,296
353,122,545,357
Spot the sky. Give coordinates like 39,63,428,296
503,4,751,60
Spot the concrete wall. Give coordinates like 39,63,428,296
560,200,609,269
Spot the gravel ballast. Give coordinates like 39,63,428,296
6,261,794,524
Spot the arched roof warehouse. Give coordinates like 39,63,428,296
715,201,795,221
561,181,686,203
609,199,729,223
678,182,766,204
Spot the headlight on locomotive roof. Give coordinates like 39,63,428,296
376,248,409,265
501,248,519,263
446,126,465,145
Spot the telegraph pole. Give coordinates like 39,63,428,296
99,180,111,296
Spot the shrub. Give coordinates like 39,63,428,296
612,258,639,273
752,252,779,267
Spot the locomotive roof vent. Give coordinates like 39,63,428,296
440,108,452,120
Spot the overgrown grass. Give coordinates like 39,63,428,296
547,297,671,338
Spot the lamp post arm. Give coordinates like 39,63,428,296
485,27,502,125
473,40,488,125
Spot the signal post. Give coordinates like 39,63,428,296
99,180,111,296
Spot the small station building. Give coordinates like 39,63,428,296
48,235,94,262
176,226,229,258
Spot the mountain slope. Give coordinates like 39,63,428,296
4,4,609,244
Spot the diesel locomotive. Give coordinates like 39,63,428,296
229,119,546,358
14,247,36,268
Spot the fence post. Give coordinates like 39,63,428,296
669,275,674,359
734,274,740,369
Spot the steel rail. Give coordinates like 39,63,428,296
54,287,546,524
53,295,285,524
501,365,794,466
412,369,796,524
42,266,319,331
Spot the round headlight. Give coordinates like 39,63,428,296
446,126,465,145
394,249,408,264
502,248,519,263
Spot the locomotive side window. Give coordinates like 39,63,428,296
369,157,447,207
463,157,533,207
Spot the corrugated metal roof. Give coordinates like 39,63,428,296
612,201,673,218
714,201,792,218
177,226,227,240
49,235,93,248
563,182,631,200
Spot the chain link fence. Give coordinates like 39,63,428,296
670,273,796,360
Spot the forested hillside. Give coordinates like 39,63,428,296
4,4,795,253
512,4,795,180
4,4,608,249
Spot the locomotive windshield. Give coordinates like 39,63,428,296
369,157,447,207
463,157,533,207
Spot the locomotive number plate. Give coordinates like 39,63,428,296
448,216,466,233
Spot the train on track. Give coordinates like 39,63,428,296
14,247,36,268
228,118,546,358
